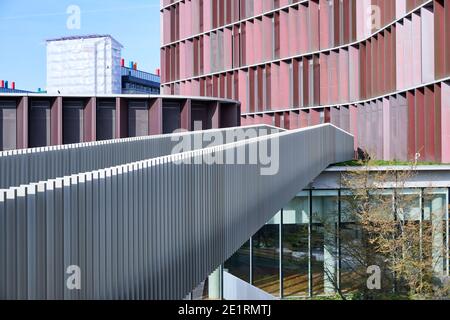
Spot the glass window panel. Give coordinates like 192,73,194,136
340,190,359,223
339,222,367,293
282,194,309,297
312,190,338,223
340,190,395,294
224,240,250,283
311,190,338,296
340,189,365,292
396,189,421,221
369,189,394,220
341,190,394,222
423,189,448,221
253,211,280,297
424,189,448,276
191,279,208,300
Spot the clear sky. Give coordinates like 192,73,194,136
0,0,161,91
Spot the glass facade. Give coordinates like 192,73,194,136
339,190,368,293
311,190,338,295
282,192,309,297
121,66,161,94
224,240,251,283
252,212,280,297
423,189,449,276
224,188,450,299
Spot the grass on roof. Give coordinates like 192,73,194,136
333,159,448,167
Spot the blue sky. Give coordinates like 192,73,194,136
0,0,161,91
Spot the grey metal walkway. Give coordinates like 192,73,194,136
0,124,353,299
0,125,280,190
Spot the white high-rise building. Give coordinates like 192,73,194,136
46,35,123,95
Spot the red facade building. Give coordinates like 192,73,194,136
161,0,450,162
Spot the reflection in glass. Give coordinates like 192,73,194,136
219,187,449,299
191,278,208,300
253,212,280,297
224,240,251,283
312,190,338,295
282,193,309,297
340,191,366,293
340,190,394,294
424,190,448,276
396,189,421,221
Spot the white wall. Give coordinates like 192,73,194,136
223,272,276,300
47,36,122,95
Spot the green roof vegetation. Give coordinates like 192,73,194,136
333,160,448,167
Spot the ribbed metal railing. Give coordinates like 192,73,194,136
0,125,280,190
0,124,354,300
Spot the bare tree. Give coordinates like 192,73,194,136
324,158,449,299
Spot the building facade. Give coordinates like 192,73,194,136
0,81,30,93
160,0,450,163
0,88,30,94
0,94,240,151
222,166,450,299
121,66,161,94
46,35,123,95
46,35,161,96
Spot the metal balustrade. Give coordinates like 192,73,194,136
0,124,354,299
0,125,280,190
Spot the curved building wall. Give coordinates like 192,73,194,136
0,94,240,151
160,0,450,162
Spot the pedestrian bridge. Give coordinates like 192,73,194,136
0,124,353,299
